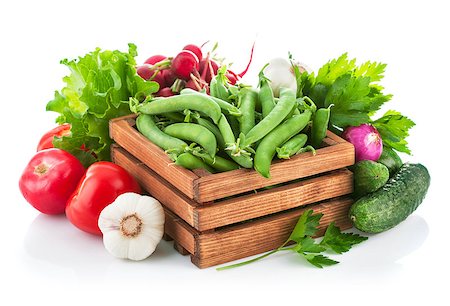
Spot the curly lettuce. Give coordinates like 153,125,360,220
46,43,158,166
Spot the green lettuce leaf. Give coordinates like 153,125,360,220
46,43,159,166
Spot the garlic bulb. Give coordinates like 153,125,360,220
263,57,298,98
98,192,165,261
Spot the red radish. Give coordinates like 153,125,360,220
157,87,175,97
171,50,199,80
199,58,219,82
185,79,202,91
183,44,202,61
225,70,238,85
137,64,166,88
144,54,167,65
162,69,176,87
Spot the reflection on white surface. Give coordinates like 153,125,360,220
22,211,429,285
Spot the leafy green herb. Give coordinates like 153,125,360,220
320,222,368,254
372,110,415,154
297,53,414,154
46,43,159,166
216,209,367,271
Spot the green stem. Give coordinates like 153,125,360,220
216,239,291,271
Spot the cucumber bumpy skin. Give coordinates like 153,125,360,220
349,163,430,233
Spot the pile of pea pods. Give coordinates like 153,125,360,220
133,70,332,178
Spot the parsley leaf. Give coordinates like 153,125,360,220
293,236,327,253
288,209,322,243
320,222,368,254
217,209,368,271
372,110,416,154
302,254,339,268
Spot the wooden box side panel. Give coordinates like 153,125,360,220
194,141,354,203
111,145,198,227
194,169,353,231
109,115,198,199
193,197,353,268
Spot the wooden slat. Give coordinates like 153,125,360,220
192,197,353,268
194,169,353,231
109,115,199,199
195,141,354,202
111,145,198,227
164,209,196,255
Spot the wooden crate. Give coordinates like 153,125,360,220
109,114,356,268
110,115,355,203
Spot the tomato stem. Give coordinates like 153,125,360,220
34,163,49,176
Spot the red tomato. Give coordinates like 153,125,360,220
19,149,85,215
37,124,71,151
65,161,141,235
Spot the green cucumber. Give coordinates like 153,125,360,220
377,146,403,177
349,163,430,233
353,160,389,198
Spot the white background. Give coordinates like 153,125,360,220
1,0,448,305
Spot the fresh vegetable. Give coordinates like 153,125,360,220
242,87,297,147
175,152,216,173
171,50,200,80
349,163,430,233
311,105,333,148
66,161,142,235
190,150,240,172
36,124,71,151
216,114,253,168
262,58,297,97
254,111,311,178
164,123,217,157
237,87,258,135
19,149,85,215
46,44,158,166
136,94,221,124
98,192,165,261
136,114,187,159
217,209,367,270
276,134,315,159
353,160,389,198
258,65,275,118
342,123,383,162
377,146,403,176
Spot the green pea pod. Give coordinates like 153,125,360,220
311,104,333,148
162,112,185,123
217,114,253,168
243,87,296,147
258,65,275,118
138,94,222,124
135,114,187,160
191,150,240,172
175,152,216,173
238,88,258,135
195,117,226,150
254,111,312,178
180,88,241,117
276,134,308,159
164,123,217,157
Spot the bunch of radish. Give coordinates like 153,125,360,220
136,43,253,96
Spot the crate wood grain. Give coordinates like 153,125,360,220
164,196,353,269
112,145,354,231
110,114,355,203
